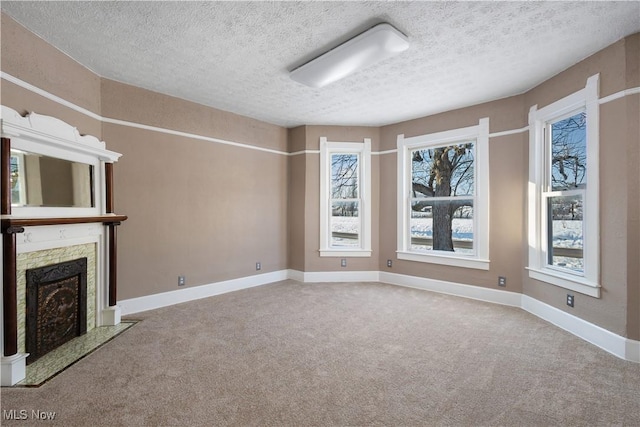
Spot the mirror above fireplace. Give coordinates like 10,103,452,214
10,149,94,208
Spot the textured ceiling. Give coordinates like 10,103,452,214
2,1,639,128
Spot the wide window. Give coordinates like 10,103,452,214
528,74,599,297
397,118,489,269
320,137,371,257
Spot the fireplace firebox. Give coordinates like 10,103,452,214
25,258,88,364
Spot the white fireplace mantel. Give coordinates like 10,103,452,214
1,105,126,386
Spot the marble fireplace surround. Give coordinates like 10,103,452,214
1,106,127,386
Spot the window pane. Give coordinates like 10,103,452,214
550,111,587,191
331,201,359,247
547,195,584,273
411,143,474,198
331,154,358,199
10,155,22,204
410,199,473,254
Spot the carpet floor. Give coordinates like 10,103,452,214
1,280,639,426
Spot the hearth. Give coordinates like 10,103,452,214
25,258,87,364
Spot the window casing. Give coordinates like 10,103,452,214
320,137,372,257
397,118,490,270
528,74,600,297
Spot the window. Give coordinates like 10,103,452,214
397,118,489,269
528,74,600,297
320,137,371,257
10,151,26,205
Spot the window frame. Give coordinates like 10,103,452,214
527,74,600,297
319,137,372,257
396,118,490,270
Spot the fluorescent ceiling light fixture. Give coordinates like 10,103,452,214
290,23,409,88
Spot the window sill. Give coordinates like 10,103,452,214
320,249,372,258
527,267,600,298
397,251,489,270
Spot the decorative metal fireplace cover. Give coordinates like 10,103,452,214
26,258,88,364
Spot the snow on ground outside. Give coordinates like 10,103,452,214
332,217,584,270
332,217,583,247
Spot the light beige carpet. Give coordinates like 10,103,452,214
1,280,639,426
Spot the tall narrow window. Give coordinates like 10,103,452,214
320,138,371,257
397,118,489,270
528,74,599,297
546,111,586,273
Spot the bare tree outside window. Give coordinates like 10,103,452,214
410,142,474,252
330,153,360,246
551,112,587,191
547,110,587,272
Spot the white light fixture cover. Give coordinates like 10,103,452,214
290,23,409,88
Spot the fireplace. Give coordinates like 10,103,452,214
1,105,126,386
25,258,88,364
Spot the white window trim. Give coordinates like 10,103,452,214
396,118,490,270
527,74,600,298
319,137,372,257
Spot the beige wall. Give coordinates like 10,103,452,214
624,34,640,341
2,12,639,339
1,14,289,301
101,79,287,152
1,13,101,130
380,95,527,149
99,80,289,299
0,13,101,137
104,124,288,299
287,126,306,271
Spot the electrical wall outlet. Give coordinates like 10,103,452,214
256,262,261,271
387,259,393,268
341,258,347,267
178,276,186,286
566,294,574,307
498,276,506,287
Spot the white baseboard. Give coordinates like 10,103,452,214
376,271,638,362
379,271,522,307
378,272,638,363
521,295,640,363
286,269,305,282
627,339,640,362
119,270,288,315
289,270,380,283
119,268,639,363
